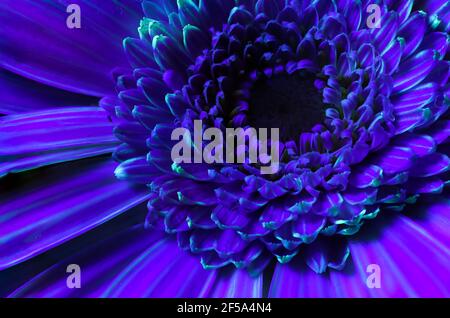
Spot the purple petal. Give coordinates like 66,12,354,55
392,83,437,115
0,107,118,176
393,134,436,157
427,120,450,145
342,187,377,205
397,11,427,58
349,164,383,188
292,213,326,243
115,157,161,184
407,177,444,194
344,0,362,31
212,205,252,230
269,199,450,297
395,108,430,134
415,0,447,16
208,269,263,298
0,69,98,115
0,158,151,270
8,226,166,297
348,200,450,297
410,153,449,177
102,238,217,297
370,146,415,174
381,38,404,75
371,11,399,54
419,32,449,59
387,0,413,24
259,202,294,230
392,50,436,94
0,0,141,96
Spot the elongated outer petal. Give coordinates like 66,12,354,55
7,225,166,297
6,225,264,297
0,0,141,96
0,107,119,177
0,158,151,270
0,69,98,115
101,238,218,297
208,268,263,298
269,199,450,297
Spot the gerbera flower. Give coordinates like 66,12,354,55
0,0,449,298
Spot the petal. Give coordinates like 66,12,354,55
393,134,436,157
392,83,437,115
349,164,383,188
0,0,142,96
304,238,350,273
0,69,98,115
292,213,326,243
397,11,427,58
410,153,449,177
0,107,118,177
7,225,166,297
101,238,217,297
7,225,220,298
418,32,449,59
342,187,377,205
0,158,151,269
389,0,414,24
115,156,161,184
347,200,450,297
269,198,450,297
269,259,338,297
123,37,158,70
183,24,210,57
370,146,415,174
259,202,295,230
392,50,436,94
371,11,399,55
395,108,431,134
407,177,444,194
381,38,404,76
427,120,450,145
208,268,263,298
344,0,362,31
415,0,447,16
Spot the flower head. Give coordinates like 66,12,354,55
112,0,450,274
0,0,449,298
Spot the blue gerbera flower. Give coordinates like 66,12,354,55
0,0,449,297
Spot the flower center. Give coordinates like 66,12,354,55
248,72,325,141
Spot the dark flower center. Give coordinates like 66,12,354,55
248,72,325,141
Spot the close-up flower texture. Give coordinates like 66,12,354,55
0,0,449,298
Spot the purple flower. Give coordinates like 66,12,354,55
0,0,449,297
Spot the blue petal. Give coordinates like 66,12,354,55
0,69,98,115
0,158,151,270
0,0,141,96
397,11,427,58
392,50,437,94
0,107,118,176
